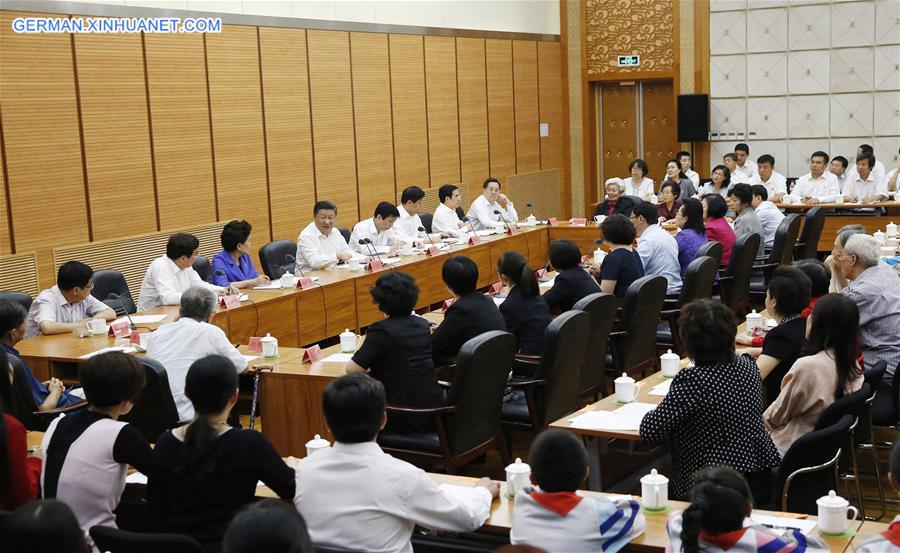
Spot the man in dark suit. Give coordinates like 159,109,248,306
542,239,601,315
593,179,635,219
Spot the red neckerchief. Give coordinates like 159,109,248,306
530,490,583,517
608,201,617,216
699,528,748,550
883,518,900,546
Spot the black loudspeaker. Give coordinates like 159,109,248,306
677,94,709,142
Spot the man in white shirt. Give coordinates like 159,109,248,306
466,178,518,231
294,374,498,553
295,201,358,273
631,203,682,294
734,143,757,181
138,233,227,312
842,153,887,204
789,151,840,205
830,156,849,191
845,144,886,187
432,184,468,235
750,185,785,250
24,261,116,338
676,151,700,188
350,202,406,255
145,286,248,422
395,185,450,245
749,154,787,202
723,153,750,185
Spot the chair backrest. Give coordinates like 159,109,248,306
445,330,516,455
192,256,212,282
814,382,873,431
90,525,205,553
864,360,888,390
118,357,180,443
678,256,717,304
7,354,45,431
795,206,826,260
258,239,297,279
336,226,351,244
624,195,643,207
768,214,801,266
420,212,433,234
721,233,760,312
532,310,591,426
572,293,618,393
0,291,33,312
455,206,466,220
619,275,668,372
91,269,136,315
695,241,722,267
777,414,853,514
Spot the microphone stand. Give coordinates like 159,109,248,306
107,293,136,331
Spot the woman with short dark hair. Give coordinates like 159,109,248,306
595,215,644,302
543,240,601,314
701,194,735,265
211,220,269,288
673,199,708,276
223,499,312,553
621,158,654,201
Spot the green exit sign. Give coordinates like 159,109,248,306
617,55,640,67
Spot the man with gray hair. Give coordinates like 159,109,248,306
826,224,867,292
146,286,248,422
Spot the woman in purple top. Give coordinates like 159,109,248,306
702,194,735,266
673,198,708,276
211,220,269,289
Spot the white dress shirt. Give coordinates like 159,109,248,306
466,195,518,231
294,441,492,553
728,170,751,185
621,177,654,199
636,224,682,294
145,317,247,422
735,159,756,180
432,203,466,235
749,171,787,198
295,222,354,273
754,200,785,249
884,168,899,197
789,172,840,203
350,218,403,254
832,171,848,192
395,204,441,244
843,173,884,202
685,169,700,188
698,183,730,198
846,160,886,189
138,255,221,312
25,286,111,338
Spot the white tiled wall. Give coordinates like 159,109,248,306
709,0,899,177
56,0,561,35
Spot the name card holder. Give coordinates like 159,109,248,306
535,268,548,281
302,344,324,363
366,260,384,272
468,234,482,245
222,294,241,309
548,217,559,227
248,337,263,354
109,320,132,338
425,246,440,256
489,282,503,295
129,331,144,346
441,298,456,311
571,218,587,226
505,223,520,235
580,255,590,264
296,277,315,290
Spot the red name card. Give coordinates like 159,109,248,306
548,217,559,227
425,245,440,256
129,331,144,345
505,223,520,235
222,294,241,309
109,320,131,338
248,336,263,354
468,234,482,245
301,344,324,363
366,260,383,272
535,268,548,280
580,255,590,264
571,218,587,226
441,298,456,311
489,282,503,295
296,277,315,290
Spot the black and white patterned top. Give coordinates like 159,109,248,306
639,354,782,499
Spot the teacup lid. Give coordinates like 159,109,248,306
615,372,634,383
305,433,330,448
816,490,848,508
261,333,276,342
505,457,530,474
747,309,760,317
661,349,679,360
340,328,355,337
640,468,668,485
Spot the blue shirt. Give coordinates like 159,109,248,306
2,343,79,408
673,228,708,276
211,251,259,287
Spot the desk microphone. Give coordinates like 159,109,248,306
281,254,301,277
493,209,513,234
418,226,439,250
461,215,478,236
359,238,384,264
526,202,539,220
107,293,136,331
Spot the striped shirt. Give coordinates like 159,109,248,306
841,264,900,384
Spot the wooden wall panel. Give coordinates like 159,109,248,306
485,39,516,184
0,144,11,255
143,32,217,229
0,12,89,259
389,34,430,190
350,32,396,217
424,36,460,186
455,38,490,200
259,27,316,241
307,30,359,224
513,40,540,174
205,26,270,241
74,32,157,240
537,41,563,172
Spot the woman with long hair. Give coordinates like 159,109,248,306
497,252,550,357
674,198,708,276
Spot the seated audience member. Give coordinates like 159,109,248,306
146,287,248,423
846,143,887,186
223,500,312,553
467,177,518,231
674,199,709,276
749,154,787,201
764,294,863,455
632,202,682,294
295,200,358,273
0,348,40,511
1,300,81,411
139,233,227,311
702,194,735,266
885,150,900,199
661,158,696,201
750,185,784,250
657,180,682,222
25,261,115,338
640,300,781,502
294,374,498,552
677,150,700,188
41,352,151,542
432,184,467,235
795,259,831,317
842,153,886,204
345,272,443,432
854,442,900,553
621,158,654,201
699,164,732,198
831,155,850,190
211,220,269,288
350,201,406,255
149,355,297,552
728,183,765,256
667,466,829,553
0,499,90,553
431,256,506,361
826,224,867,292
734,143,757,180
594,215,644,301
497,252,551,356
736,266,811,406
723,153,750,185
510,429,644,551
593,178,635,218
788,151,840,205
396,185,448,245
542,239,600,314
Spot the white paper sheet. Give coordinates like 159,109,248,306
614,402,656,417
322,352,354,363
438,483,487,502
253,276,319,289
381,257,402,265
79,346,136,359
538,278,556,289
567,411,644,431
126,472,148,485
114,314,167,325
649,379,673,396
476,229,498,237
750,514,817,535
492,297,505,306
68,387,86,400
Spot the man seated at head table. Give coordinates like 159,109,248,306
841,152,887,204
845,143,886,187
466,177,518,231
350,202,407,256
138,233,232,312
24,260,115,338
295,200,363,274
294,374,498,553
787,150,840,205
211,220,269,289
432,184,468,236
749,154,786,202
146,286,248,424
395,185,453,245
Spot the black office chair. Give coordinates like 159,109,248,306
7,355,86,431
0,291,32,312
192,256,212,282
336,227,351,244
259,240,297,279
91,269,136,315
90,526,204,553
119,357,180,443
572,293,617,401
419,212,434,234
794,206,826,260
857,361,888,520
717,233,760,316
455,207,467,221
606,276,667,382
695,240,722,267
657,256,717,355
750,215,801,301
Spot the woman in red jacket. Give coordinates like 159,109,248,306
1,347,40,510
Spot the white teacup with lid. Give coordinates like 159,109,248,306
816,490,858,535
887,221,898,238
261,333,279,358
640,469,668,511
340,329,359,352
593,247,606,266
781,195,794,205
305,434,330,457
873,229,886,245
280,272,294,288
505,457,531,499
745,310,763,333
614,373,641,403
660,349,679,378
